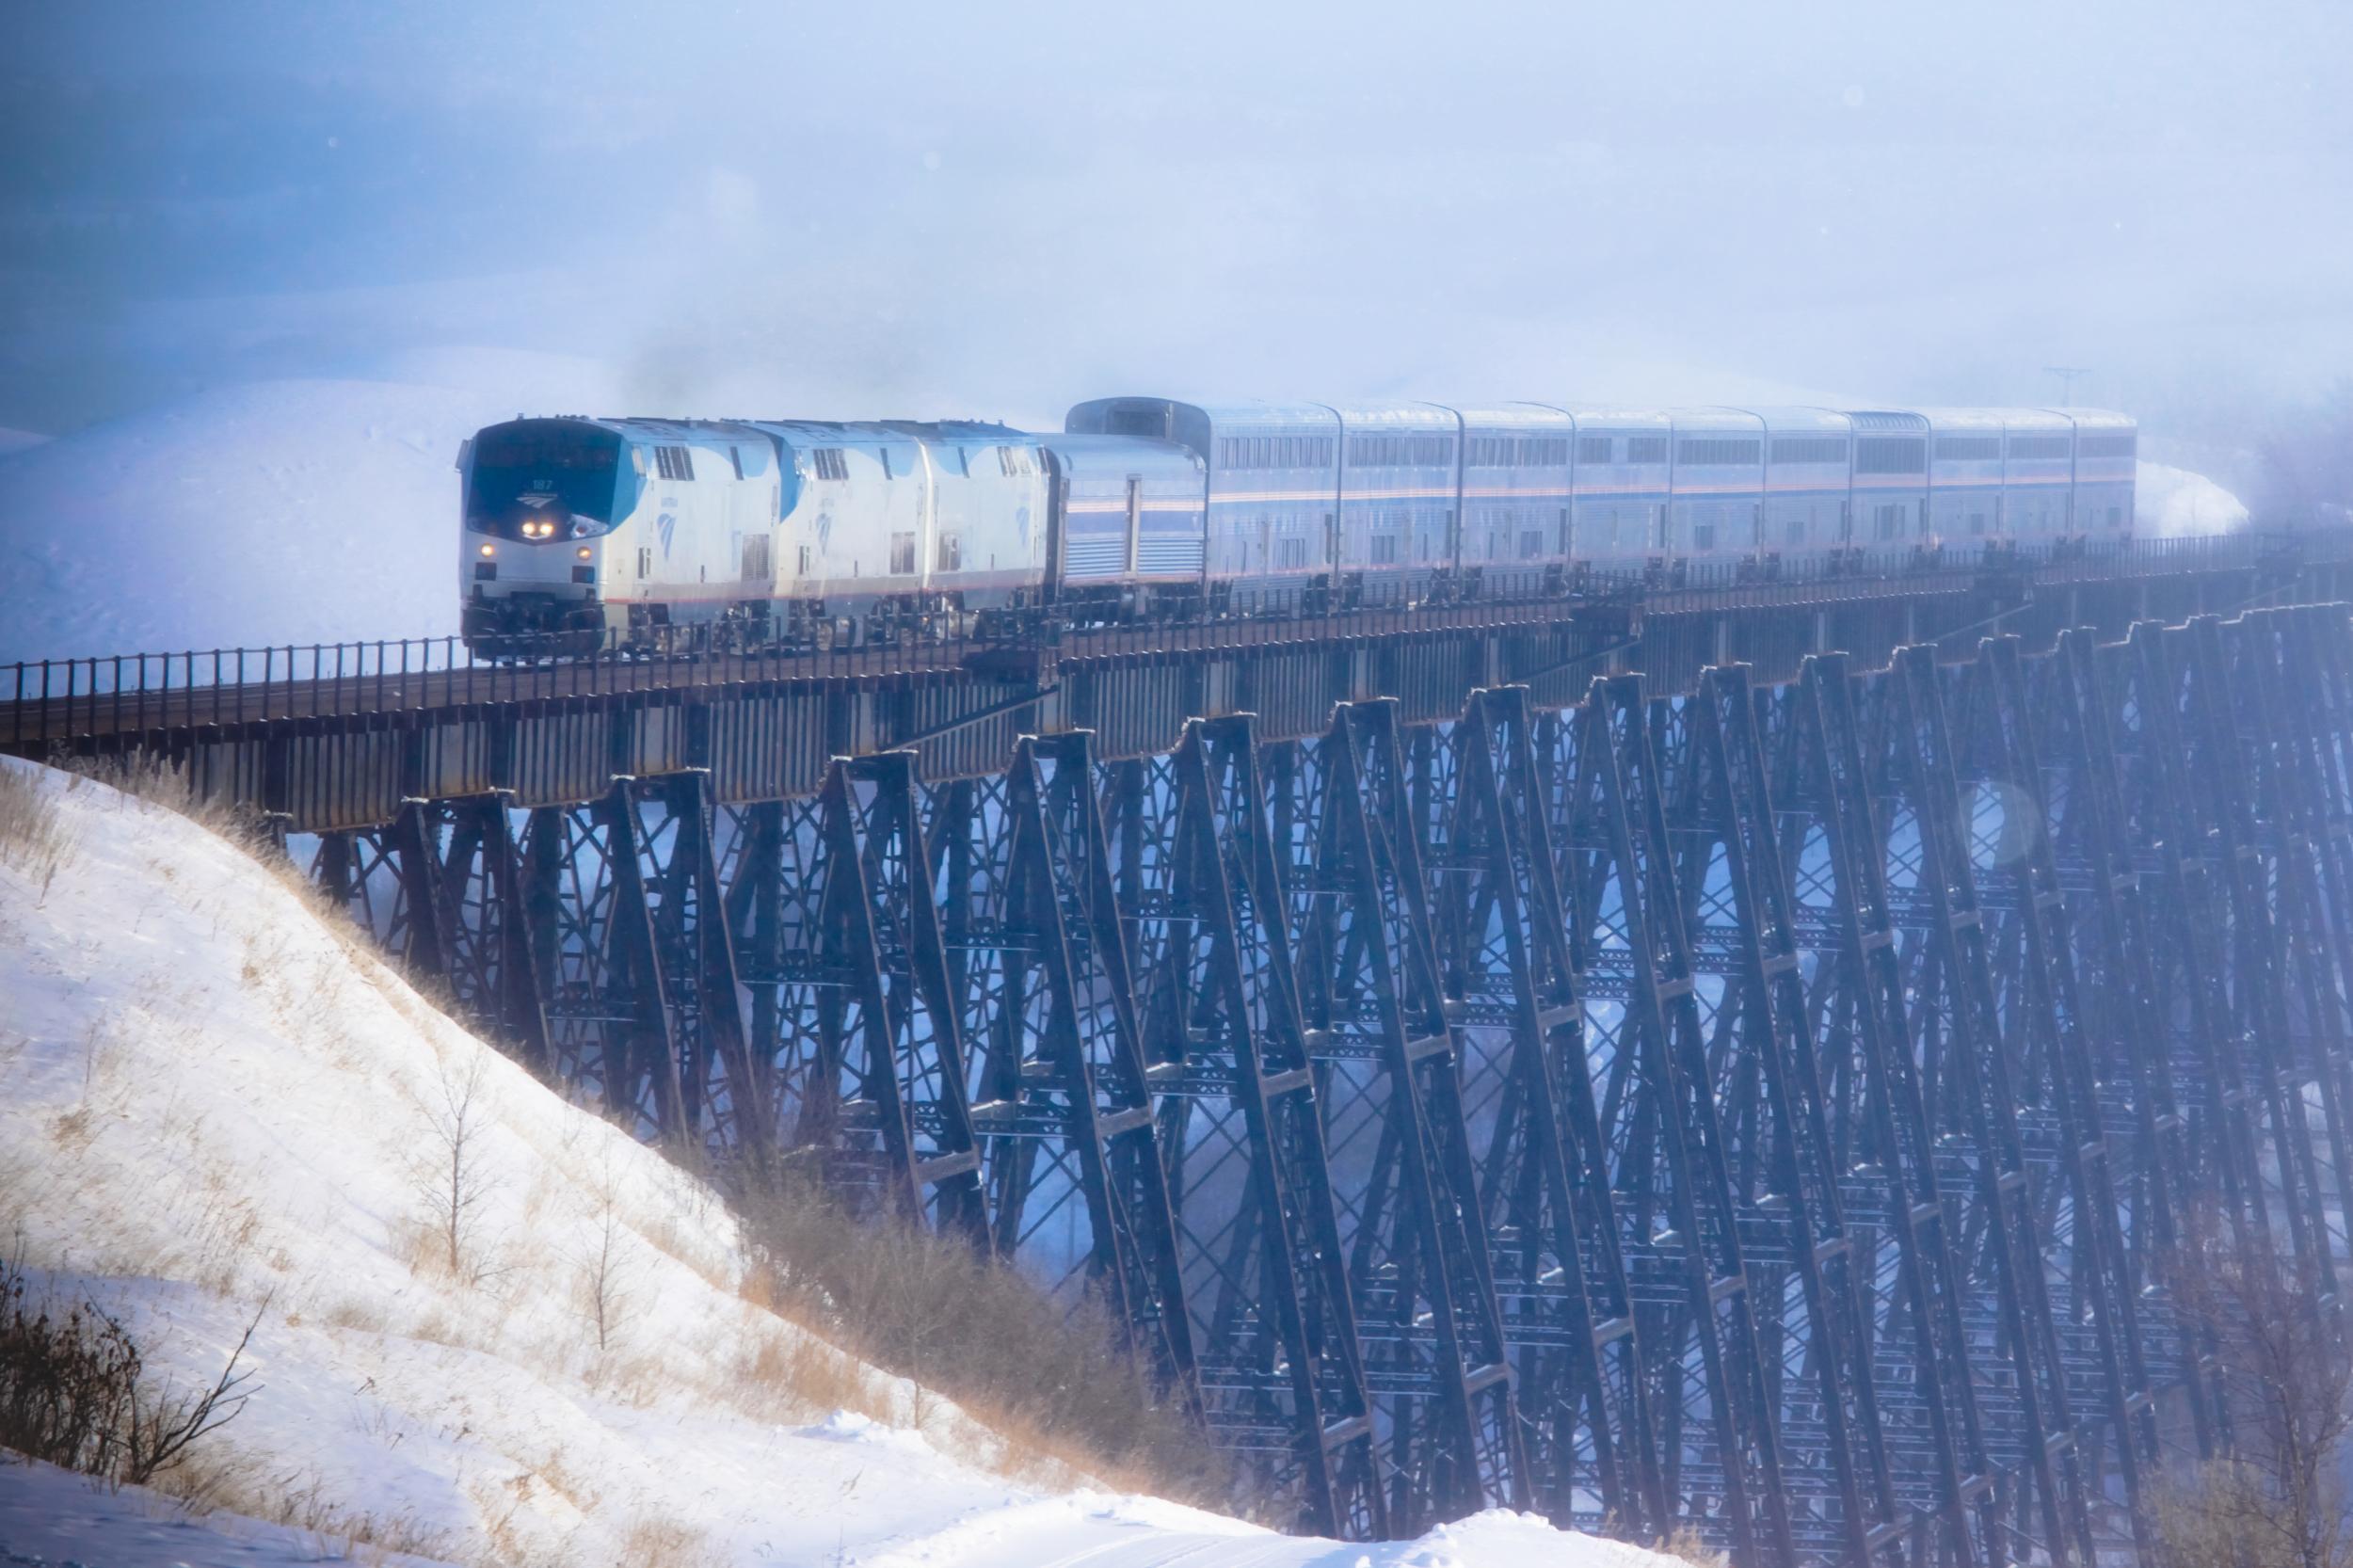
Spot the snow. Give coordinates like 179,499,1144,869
0,757,1675,1568
2136,459,2249,538
0,1461,1675,1568
0,350,624,664
0,1451,463,1568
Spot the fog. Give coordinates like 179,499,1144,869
4,0,2348,474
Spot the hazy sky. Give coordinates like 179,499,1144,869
3,0,2347,448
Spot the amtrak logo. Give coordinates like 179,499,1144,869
658,513,677,555
518,488,560,507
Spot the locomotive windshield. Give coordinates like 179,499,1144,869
465,420,632,536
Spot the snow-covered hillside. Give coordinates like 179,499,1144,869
0,758,1675,1568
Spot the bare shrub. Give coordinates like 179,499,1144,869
572,1149,639,1354
0,763,74,896
730,1171,1224,1504
0,1251,260,1487
2153,1209,2353,1568
1656,1524,1728,1566
619,1512,726,1568
411,1049,500,1284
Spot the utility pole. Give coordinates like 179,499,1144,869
2043,366,2092,405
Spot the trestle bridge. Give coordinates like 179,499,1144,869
9,531,2353,1567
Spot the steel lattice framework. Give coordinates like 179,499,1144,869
63,599,2353,1565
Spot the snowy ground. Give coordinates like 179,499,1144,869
0,758,1674,1568
0,1460,1673,1568
0,1452,463,1568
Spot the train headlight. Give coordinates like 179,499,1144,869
576,546,593,560
478,542,496,557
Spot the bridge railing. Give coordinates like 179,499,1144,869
0,625,980,746
0,527,2314,747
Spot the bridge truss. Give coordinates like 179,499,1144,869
270,603,2353,1565
11,549,2353,1565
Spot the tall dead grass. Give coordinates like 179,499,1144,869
0,763,74,893
57,752,258,841
729,1172,1225,1506
152,1446,462,1563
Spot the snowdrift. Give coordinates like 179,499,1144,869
2136,459,2249,538
0,350,626,664
0,758,1674,1568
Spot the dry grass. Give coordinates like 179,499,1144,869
153,1447,462,1563
1656,1524,1730,1566
618,1512,727,1568
728,1319,890,1425
58,752,253,838
320,1297,389,1335
730,1172,1226,1506
53,753,370,946
0,763,75,894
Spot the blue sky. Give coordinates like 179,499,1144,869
3,0,2347,441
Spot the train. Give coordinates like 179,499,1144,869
456,397,2138,655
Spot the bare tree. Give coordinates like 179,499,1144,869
415,1050,497,1281
0,1247,264,1488
120,1295,267,1485
573,1146,636,1353
2155,1209,2353,1568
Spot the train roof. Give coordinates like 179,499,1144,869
1081,398,1340,430
1528,404,1674,430
1911,408,2009,432
1034,432,1205,479
1674,408,1768,433
1993,408,2076,434
874,419,1031,442
1738,407,1854,433
2046,408,2136,431
509,416,771,445
1450,404,1575,430
1842,409,1931,432
734,419,1032,449
1327,403,1456,429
